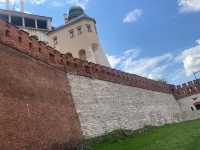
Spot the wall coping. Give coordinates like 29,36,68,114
172,80,200,99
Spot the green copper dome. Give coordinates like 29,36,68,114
68,6,84,20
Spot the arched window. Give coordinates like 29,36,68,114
65,52,73,58
194,102,200,110
79,49,86,60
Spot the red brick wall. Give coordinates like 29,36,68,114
172,79,200,99
0,43,81,149
0,20,173,95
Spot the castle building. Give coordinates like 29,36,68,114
0,9,52,42
0,7,110,67
0,4,200,150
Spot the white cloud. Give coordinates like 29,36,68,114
107,55,121,68
0,0,15,3
178,0,200,13
107,49,173,80
123,9,143,23
51,1,64,7
0,0,46,5
66,0,89,9
177,39,200,76
31,0,46,5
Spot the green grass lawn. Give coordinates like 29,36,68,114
86,119,200,150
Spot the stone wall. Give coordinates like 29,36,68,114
177,93,200,121
68,74,182,138
0,43,81,150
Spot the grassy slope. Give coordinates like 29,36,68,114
92,119,200,150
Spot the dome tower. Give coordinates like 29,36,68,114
48,6,110,67
68,6,84,20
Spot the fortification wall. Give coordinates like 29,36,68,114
68,74,182,138
172,79,200,99
1,19,200,147
0,43,81,149
177,93,200,121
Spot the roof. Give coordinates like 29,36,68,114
48,14,96,34
68,6,84,20
0,9,52,21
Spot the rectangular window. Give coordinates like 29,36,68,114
195,104,200,110
53,36,58,47
0,14,9,22
69,29,74,38
25,18,36,28
37,19,47,29
86,24,92,32
11,16,23,26
77,26,82,35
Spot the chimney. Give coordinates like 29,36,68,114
64,13,68,24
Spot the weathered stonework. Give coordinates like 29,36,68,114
68,74,182,138
177,93,200,121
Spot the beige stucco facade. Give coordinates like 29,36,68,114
0,8,110,67
48,19,110,67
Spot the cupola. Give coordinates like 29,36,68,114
68,6,84,20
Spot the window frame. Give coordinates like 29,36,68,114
24,17,36,28
53,36,58,46
86,24,92,32
77,26,82,35
37,19,48,29
69,29,75,38
11,16,23,26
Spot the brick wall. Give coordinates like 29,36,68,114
172,79,200,99
0,20,173,95
0,43,81,149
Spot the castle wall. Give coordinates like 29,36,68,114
177,93,200,121
1,19,200,148
68,74,182,138
0,43,81,149
48,19,110,67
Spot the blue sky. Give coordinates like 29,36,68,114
0,0,200,84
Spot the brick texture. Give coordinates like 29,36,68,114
172,80,200,99
0,43,81,150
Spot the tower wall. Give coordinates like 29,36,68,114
48,19,110,67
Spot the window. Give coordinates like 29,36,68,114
69,29,74,38
191,107,194,111
77,26,82,35
37,19,47,29
11,16,23,26
86,24,92,32
25,18,36,28
53,36,58,47
65,52,73,57
195,104,200,110
79,49,86,60
0,14,9,22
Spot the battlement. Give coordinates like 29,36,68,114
0,20,175,94
172,79,200,99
